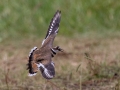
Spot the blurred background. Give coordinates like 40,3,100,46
0,0,120,40
0,0,120,90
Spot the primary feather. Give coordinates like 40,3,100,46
42,10,61,46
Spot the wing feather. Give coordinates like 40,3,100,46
42,10,61,46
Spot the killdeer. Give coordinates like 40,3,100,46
27,10,63,79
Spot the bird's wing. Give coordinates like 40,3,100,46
38,61,55,79
41,10,61,47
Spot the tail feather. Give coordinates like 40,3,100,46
27,47,38,74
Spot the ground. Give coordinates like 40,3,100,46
0,34,120,90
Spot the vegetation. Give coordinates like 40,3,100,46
0,0,120,39
0,0,120,90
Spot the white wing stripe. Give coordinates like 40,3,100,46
53,20,55,23
52,23,54,26
51,26,53,29
51,61,55,67
37,63,54,78
44,69,53,78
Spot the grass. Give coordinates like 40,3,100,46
0,0,120,40
0,35,120,90
0,0,120,90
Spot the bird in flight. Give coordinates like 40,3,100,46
27,10,63,79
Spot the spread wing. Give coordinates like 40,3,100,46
39,61,55,79
41,10,61,47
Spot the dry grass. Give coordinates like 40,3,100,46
0,35,120,90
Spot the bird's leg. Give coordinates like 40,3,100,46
53,46,64,52
51,46,63,57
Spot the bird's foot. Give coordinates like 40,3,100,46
53,46,64,52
